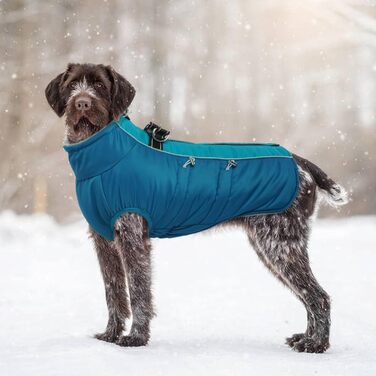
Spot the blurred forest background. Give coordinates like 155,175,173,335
0,0,375,221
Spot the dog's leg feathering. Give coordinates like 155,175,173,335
241,164,332,353
90,230,131,343
114,212,154,347
245,213,330,353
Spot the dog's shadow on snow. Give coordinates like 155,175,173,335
32,334,336,360
101,335,301,357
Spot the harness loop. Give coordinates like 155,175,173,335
144,122,170,150
183,156,196,168
226,159,237,170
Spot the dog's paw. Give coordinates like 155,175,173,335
286,333,305,347
287,334,330,353
95,329,120,343
116,335,148,347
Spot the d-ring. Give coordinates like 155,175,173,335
152,128,169,143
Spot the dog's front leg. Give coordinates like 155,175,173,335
114,212,154,347
90,229,131,343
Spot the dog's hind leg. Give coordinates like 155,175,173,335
90,230,131,343
246,230,315,341
114,212,154,347
244,213,330,353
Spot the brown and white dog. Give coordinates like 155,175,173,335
45,63,348,352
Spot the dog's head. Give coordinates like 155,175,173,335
45,63,135,143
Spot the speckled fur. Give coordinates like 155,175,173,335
91,161,343,352
230,163,332,353
46,63,348,352
90,214,154,347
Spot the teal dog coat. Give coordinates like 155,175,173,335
64,115,299,240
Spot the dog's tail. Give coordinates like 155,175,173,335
293,154,349,208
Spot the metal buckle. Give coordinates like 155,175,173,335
226,159,237,170
151,127,170,143
145,122,170,144
183,156,196,168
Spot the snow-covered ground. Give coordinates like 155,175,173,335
0,211,375,376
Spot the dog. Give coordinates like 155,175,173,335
45,63,348,352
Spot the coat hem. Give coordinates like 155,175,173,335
108,207,153,240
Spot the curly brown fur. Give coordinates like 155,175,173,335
46,63,348,352
90,213,154,347
113,213,154,347
225,162,333,353
90,231,130,342
45,63,135,144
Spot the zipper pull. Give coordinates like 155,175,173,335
183,156,196,168
226,159,237,170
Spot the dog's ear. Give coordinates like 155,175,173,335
45,63,77,117
45,72,67,117
106,66,136,120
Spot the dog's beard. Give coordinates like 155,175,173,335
74,117,101,134
65,104,110,144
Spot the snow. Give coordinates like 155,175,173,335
0,211,375,376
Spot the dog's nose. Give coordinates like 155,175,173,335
75,97,92,111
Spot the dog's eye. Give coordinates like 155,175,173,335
94,82,104,89
69,81,77,89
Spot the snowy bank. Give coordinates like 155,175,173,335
0,212,375,376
